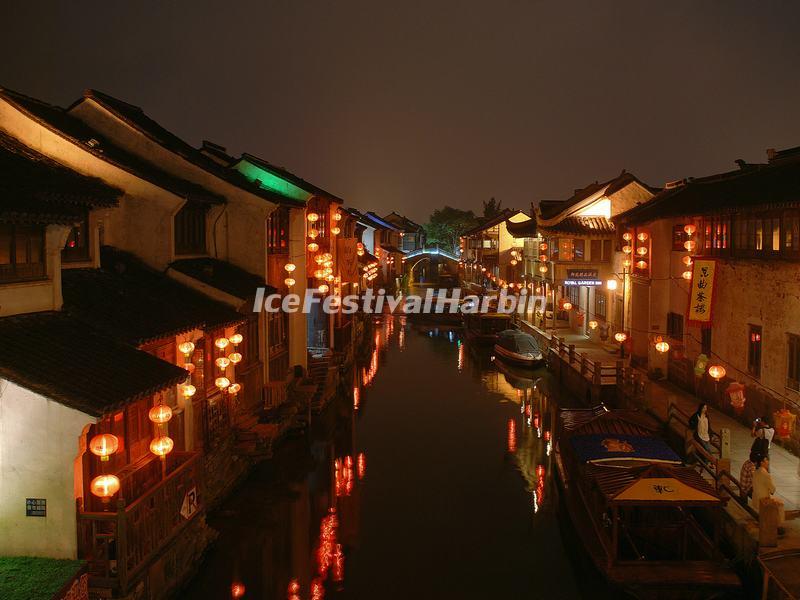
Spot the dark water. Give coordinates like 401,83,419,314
181,316,617,600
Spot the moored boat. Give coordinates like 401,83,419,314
554,407,741,599
493,329,544,368
463,311,513,344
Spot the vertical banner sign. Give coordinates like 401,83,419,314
337,238,358,283
687,259,717,326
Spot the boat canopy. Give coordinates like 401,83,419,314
569,433,682,465
496,329,541,354
587,463,721,506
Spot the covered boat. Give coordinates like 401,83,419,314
462,311,513,344
555,407,741,599
493,329,544,367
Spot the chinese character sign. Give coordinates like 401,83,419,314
687,259,717,326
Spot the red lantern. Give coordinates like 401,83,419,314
148,404,173,424
725,382,746,414
89,433,119,462
90,474,120,498
774,408,796,440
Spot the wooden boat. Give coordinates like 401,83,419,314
493,329,544,368
462,311,513,344
554,407,741,599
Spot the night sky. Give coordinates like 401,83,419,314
2,1,800,222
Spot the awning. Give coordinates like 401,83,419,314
569,433,682,465
614,477,719,503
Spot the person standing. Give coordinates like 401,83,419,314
690,403,713,456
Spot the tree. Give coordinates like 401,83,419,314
482,197,503,219
423,206,479,254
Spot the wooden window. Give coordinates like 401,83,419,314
0,224,45,282
594,290,607,319
63,211,91,262
789,334,800,391
783,210,800,257
590,239,601,261
748,325,762,378
267,310,288,356
699,217,729,255
667,312,684,340
558,239,574,261
602,239,612,262
267,207,289,255
549,238,559,261
175,204,207,255
701,328,712,355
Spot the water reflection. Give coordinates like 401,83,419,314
182,316,613,600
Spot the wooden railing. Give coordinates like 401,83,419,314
667,402,759,520
550,335,622,385
77,451,203,594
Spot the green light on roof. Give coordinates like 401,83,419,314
235,161,310,202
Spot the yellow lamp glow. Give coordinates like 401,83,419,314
308,242,319,252
539,265,548,273
182,384,197,398
215,337,230,350
614,332,628,343
228,333,243,346
308,229,319,239
684,240,696,251
539,242,548,251
622,232,633,241
684,224,696,236
215,357,231,369
333,212,342,221
682,271,692,280
636,260,648,269
510,259,518,265
655,341,670,353
285,277,296,287
314,269,325,279
319,284,330,293
307,212,319,223
284,263,296,273
178,341,195,356
91,474,120,498
215,376,231,390
538,254,547,262
606,279,618,290
636,246,648,256
708,365,726,381
149,435,174,457
637,232,649,242
331,227,341,235
622,245,632,254
682,255,693,266
89,434,119,462
228,353,242,365
228,383,241,395
148,404,173,424
562,302,572,311
588,320,598,330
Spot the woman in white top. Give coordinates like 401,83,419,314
751,456,778,516
692,403,713,455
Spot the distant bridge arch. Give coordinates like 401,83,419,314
402,247,460,284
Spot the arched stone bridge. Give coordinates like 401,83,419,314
402,247,460,284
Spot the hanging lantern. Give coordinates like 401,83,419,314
357,248,365,256
308,229,319,239
215,357,231,370
708,364,726,381
637,232,649,242
539,242,548,251
623,259,631,267
184,362,195,374
682,255,693,266
684,224,697,236
684,240,696,251
228,352,242,364
606,278,618,290
284,262,296,273
319,284,330,293
308,242,319,252
356,242,364,250
725,382,746,414
89,434,119,462
614,332,627,343
90,474,120,498
229,333,243,346
636,246,648,256
588,320,598,330
149,435,174,457
510,259,518,266
331,226,341,235
480,266,487,272
325,274,335,282
182,384,197,398
622,232,633,241
315,255,326,264
774,408,796,440
178,341,195,356
313,269,325,279
636,259,648,269
231,583,246,599
148,404,173,424
333,212,342,221
694,353,709,376
622,245,633,255
655,340,670,353
682,270,692,280
215,337,230,350
307,212,319,223
538,254,547,262
285,277,296,287
215,376,231,390
228,383,241,395
562,301,572,311
539,265,548,273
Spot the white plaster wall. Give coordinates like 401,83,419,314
0,380,91,559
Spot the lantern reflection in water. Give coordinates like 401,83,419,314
230,582,245,598
357,452,366,480
353,386,360,410
316,508,339,580
507,419,517,453
311,578,325,600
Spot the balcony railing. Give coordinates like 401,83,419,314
77,451,203,595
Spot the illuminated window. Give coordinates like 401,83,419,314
267,207,289,254
63,211,90,262
748,325,762,378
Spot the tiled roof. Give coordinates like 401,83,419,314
614,160,800,226
0,88,224,206
538,216,615,236
461,209,523,237
505,217,537,238
241,153,344,202
74,89,304,208
379,244,404,254
62,247,244,345
0,311,187,417
383,212,423,232
0,130,122,224
169,257,274,300
538,171,657,220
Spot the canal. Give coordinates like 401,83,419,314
182,316,619,600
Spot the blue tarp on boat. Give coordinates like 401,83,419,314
569,433,682,465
